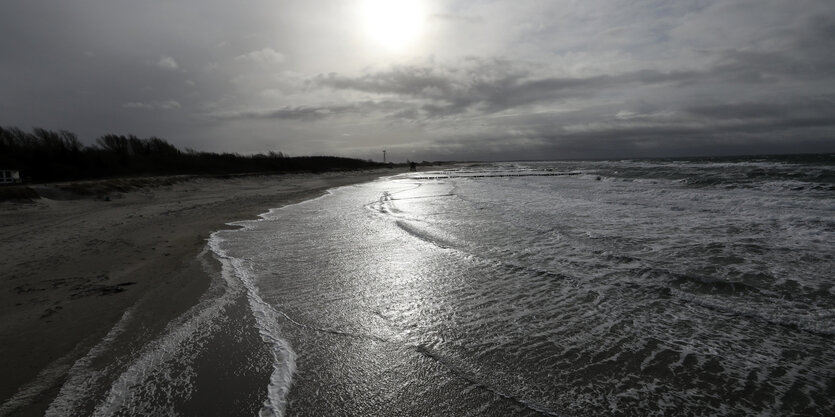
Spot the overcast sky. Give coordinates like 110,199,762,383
2,0,834,161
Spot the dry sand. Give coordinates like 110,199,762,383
0,170,388,415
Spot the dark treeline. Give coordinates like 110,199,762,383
1,126,385,182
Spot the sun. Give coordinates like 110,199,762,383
360,0,424,50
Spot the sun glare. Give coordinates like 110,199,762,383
360,0,424,50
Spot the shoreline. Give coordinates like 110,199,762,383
0,170,389,416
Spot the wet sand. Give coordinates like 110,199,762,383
0,170,387,416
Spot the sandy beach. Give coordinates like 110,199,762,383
0,170,387,416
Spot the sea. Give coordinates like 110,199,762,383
32,155,835,416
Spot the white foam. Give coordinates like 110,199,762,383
0,342,90,417
44,308,135,416
209,232,296,417
88,247,242,416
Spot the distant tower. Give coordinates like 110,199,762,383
383,150,387,163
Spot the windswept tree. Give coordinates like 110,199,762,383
96,134,130,156
1,126,383,182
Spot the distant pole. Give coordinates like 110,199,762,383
383,150,386,163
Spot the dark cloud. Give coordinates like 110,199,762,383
316,56,818,121
685,98,835,121
316,60,710,118
211,100,409,121
397,93,835,161
217,106,338,121
423,122,834,162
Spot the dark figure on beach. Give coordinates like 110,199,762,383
409,162,417,172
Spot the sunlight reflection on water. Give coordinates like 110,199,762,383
218,161,834,416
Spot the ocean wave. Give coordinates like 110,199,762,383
208,234,296,417
668,286,835,336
